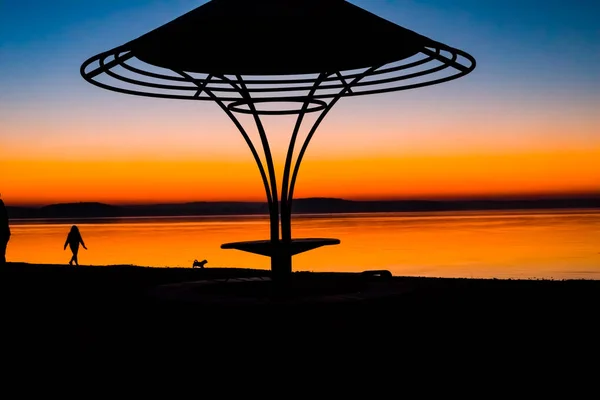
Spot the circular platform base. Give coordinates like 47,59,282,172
221,238,340,256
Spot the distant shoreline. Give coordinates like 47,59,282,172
7,208,600,224
5,197,600,220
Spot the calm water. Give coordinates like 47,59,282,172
6,209,600,280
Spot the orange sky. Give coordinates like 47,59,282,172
2,148,599,205
2,93,599,206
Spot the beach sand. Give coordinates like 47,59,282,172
3,262,599,374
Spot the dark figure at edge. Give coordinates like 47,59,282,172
0,198,10,266
64,225,87,266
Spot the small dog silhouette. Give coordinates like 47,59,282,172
192,259,208,268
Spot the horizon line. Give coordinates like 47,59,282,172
5,193,600,208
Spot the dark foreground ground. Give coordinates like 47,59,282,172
3,262,600,380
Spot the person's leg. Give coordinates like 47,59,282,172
69,244,78,265
0,239,7,265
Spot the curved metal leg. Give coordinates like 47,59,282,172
280,73,328,243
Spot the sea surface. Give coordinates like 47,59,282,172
7,209,600,280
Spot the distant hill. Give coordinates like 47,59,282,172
121,201,268,217
6,202,122,219
39,202,122,218
5,197,600,220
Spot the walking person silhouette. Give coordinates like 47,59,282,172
0,197,10,266
64,225,87,266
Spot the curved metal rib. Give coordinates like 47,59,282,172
85,47,438,86
287,65,382,207
100,50,450,95
235,75,280,242
175,70,274,209
227,98,328,115
280,72,328,241
81,46,474,107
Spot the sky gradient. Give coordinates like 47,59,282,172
1,0,599,205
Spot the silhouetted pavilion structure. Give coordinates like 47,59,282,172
81,0,476,281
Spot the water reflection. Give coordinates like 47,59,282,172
7,209,600,280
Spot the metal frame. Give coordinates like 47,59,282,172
80,39,475,279
81,41,475,115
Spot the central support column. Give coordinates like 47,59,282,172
268,201,292,281
271,242,292,282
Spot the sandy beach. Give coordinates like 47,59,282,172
4,262,599,368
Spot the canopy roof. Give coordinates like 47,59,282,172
81,0,476,114
127,0,428,75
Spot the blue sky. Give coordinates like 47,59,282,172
1,0,598,104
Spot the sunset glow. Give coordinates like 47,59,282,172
2,148,599,205
1,0,599,205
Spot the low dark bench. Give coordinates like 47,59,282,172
361,270,393,280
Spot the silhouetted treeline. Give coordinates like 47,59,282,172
5,197,600,219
